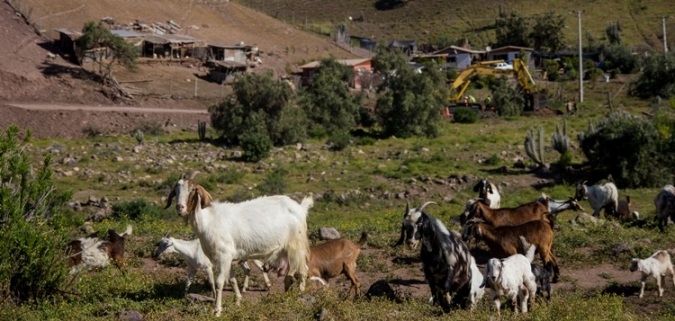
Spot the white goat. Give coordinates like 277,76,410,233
574,180,618,218
480,254,537,316
654,185,675,232
153,237,272,297
165,174,312,317
67,225,132,275
468,254,485,310
473,179,501,209
630,250,675,298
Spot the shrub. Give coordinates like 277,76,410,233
491,76,524,117
452,107,478,123
0,125,71,303
580,112,668,188
328,130,351,151
630,52,675,99
240,130,272,163
257,168,288,195
112,198,165,220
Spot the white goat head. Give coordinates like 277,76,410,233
394,201,436,250
153,234,175,259
164,172,212,217
480,258,503,289
629,258,640,272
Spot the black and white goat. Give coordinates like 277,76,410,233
537,193,584,216
473,179,501,209
654,185,675,232
397,201,474,312
66,225,132,275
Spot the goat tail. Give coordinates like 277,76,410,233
300,195,314,211
121,225,133,237
284,224,310,281
358,232,368,246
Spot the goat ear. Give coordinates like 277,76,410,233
197,185,211,208
393,224,405,247
164,188,176,209
473,181,481,193
487,183,494,194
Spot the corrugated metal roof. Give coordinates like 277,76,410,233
143,35,169,44
53,28,82,38
209,43,248,50
489,45,534,53
111,29,142,38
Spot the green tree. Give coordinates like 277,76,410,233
76,21,137,82
210,72,305,148
299,57,362,136
373,51,447,138
605,21,622,45
529,12,566,52
0,125,72,302
491,76,524,117
630,52,675,99
494,10,530,48
598,44,638,75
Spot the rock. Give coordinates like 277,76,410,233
117,310,143,321
570,212,599,226
186,293,214,303
133,145,143,153
611,243,632,255
86,211,108,222
365,280,400,303
80,222,95,234
319,227,341,240
88,195,99,205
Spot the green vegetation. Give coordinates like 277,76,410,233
76,21,137,82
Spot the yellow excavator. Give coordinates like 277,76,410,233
447,58,543,113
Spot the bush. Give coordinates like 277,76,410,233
257,168,288,195
452,107,478,123
580,112,668,188
112,199,165,220
0,125,71,302
328,130,351,151
630,52,675,99
491,76,524,117
240,130,272,162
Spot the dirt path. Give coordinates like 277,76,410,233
6,102,208,114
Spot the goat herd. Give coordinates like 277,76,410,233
65,175,675,317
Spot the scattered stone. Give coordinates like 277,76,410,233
186,293,214,303
314,307,334,321
611,243,632,255
86,211,108,222
319,227,341,240
117,310,143,321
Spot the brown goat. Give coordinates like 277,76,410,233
607,196,638,221
462,199,549,227
308,232,368,299
462,218,559,283
66,225,132,274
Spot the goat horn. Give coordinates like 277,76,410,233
405,200,410,214
189,171,200,180
164,189,176,209
179,173,186,180
418,201,437,212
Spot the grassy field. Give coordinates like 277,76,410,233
236,0,674,52
2,73,675,319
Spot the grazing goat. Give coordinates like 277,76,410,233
165,173,312,317
520,236,552,301
654,185,675,232
308,232,368,299
607,195,639,221
480,254,537,316
473,179,501,209
630,250,675,298
153,237,271,297
467,254,485,310
537,193,584,216
461,199,549,227
66,225,132,275
462,217,560,283
574,180,618,218
400,201,474,312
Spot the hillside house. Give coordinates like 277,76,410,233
142,34,206,59
53,28,83,61
388,40,417,58
350,36,377,52
299,58,372,89
486,45,533,64
432,45,483,70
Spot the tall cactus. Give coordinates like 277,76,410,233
552,118,570,155
524,126,545,167
198,120,207,141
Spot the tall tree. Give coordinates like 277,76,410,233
529,12,566,52
76,21,137,82
299,57,362,136
494,10,530,48
373,51,447,138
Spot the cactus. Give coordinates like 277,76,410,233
198,120,207,140
552,118,570,155
133,129,144,144
524,126,545,167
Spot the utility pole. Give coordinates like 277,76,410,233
664,16,669,53
578,12,584,103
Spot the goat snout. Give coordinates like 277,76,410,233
406,239,419,250
176,204,185,214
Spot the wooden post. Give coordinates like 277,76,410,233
194,76,198,98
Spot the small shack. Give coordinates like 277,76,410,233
207,43,249,64
486,45,534,64
299,58,372,89
53,28,83,61
142,33,206,59
388,40,417,58
432,45,483,70
350,36,377,52
205,59,248,84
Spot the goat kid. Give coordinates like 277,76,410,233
165,173,312,316
473,179,501,209
574,180,618,218
67,225,132,275
630,250,675,298
153,237,272,297
480,254,537,316
308,232,367,299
